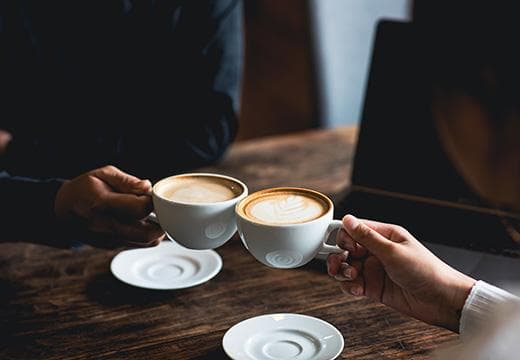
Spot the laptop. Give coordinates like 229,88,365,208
334,20,520,257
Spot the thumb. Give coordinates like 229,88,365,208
342,215,395,259
93,166,151,195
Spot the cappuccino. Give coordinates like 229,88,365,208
238,188,330,225
158,175,243,204
236,187,342,269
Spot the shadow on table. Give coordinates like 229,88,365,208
86,273,175,307
302,258,329,274
192,347,229,360
0,278,20,305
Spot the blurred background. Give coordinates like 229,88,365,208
237,0,410,140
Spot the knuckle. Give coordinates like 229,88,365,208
392,225,410,242
85,174,105,191
383,239,397,252
103,165,117,172
394,225,406,235
85,174,98,186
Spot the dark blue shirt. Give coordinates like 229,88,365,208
1,0,243,180
0,0,243,245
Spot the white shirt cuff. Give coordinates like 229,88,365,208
459,280,520,339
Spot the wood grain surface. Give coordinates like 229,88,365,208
0,126,458,359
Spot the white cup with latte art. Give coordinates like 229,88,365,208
236,187,344,269
151,173,248,250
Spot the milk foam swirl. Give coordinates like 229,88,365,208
160,177,239,204
166,184,234,203
248,194,325,224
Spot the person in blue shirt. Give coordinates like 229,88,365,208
0,0,243,180
0,0,243,248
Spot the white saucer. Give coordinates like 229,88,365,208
110,240,222,290
223,313,344,360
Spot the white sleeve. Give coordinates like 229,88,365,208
459,280,520,339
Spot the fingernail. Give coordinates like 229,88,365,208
343,267,352,280
135,180,152,195
350,286,362,296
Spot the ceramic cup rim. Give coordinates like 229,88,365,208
235,187,334,228
152,172,248,207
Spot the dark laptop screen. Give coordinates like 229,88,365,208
338,20,519,256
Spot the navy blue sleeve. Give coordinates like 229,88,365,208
117,0,244,180
0,171,71,247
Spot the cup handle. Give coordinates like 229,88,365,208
319,220,345,254
146,212,159,224
146,212,175,243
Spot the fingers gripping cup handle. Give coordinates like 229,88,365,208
319,220,344,254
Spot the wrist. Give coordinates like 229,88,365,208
54,180,72,220
441,270,476,332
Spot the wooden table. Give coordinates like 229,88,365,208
0,126,457,359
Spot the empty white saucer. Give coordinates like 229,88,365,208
223,313,344,360
110,240,222,290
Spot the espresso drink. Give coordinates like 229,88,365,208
159,175,243,204
238,188,330,225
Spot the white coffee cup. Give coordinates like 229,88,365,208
151,173,248,250
235,187,344,269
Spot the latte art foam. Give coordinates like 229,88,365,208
245,192,328,224
159,176,241,204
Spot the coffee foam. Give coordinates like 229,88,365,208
240,189,329,225
158,175,242,204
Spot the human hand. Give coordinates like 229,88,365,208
327,215,475,332
54,165,164,248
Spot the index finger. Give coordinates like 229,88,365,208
336,228,368,259
342,215,396,259
93,166,152,195
97,192,153,220
356,218,408,242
